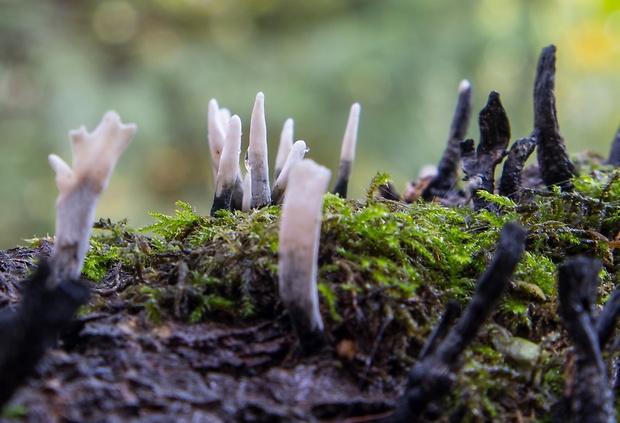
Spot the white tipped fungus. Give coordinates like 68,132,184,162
274,118,294,180
248,92,271,208
271,140,308,205
278,159,331,352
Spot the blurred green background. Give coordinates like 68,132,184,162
1,0,620,248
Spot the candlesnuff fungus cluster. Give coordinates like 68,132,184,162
4,41,620,422
397,44,575,207
0,111,135,408
207,92,361,215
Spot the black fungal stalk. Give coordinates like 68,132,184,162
460,91,511,210
0,260,90,408
533,45,576,191
382,222,527,423
499,137,537,200
607,126,620,167
558,257,616,423
422,80,473,201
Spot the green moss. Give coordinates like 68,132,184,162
72,164,620,422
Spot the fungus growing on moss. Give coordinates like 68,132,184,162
532,45,576,191
210,115,242,215
460,91,510,211
275,118,294,180
421,79,473,202
384,222,527,423
332,103,361,198
48,110,136,282
249,92,271,209
271,140,308,205
278,159,331,355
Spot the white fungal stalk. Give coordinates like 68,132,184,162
271,140,308,205
48,110,136,283
278,159,331,354
242,172,252,212
248,92,271,208
207,99,226,181
332,103,361,198
211,115,242,215
274,118,294,180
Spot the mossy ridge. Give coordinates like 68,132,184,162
78,166,620,422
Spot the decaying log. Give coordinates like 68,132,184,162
460,91,510,210
558,257,616,423
382,222,527,423
0,260,90,408
533,45,576,191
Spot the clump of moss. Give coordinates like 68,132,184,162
79,162,620,422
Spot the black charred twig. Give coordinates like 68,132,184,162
596,288,620,349
533,45,576,191
558,257,615,423
607,126,620,167
0,261,90,408
383,222,527,423
378,182,401,201
422,80,473,201
498,137,536,201
460,91,511,210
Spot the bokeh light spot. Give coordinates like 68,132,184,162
92,1,139,45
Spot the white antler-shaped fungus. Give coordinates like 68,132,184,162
274,118,294,180
332,103,361,198
278,159,331,354
48,110,136,283
248,92,271,209
271,140,308,205
211,115,242,215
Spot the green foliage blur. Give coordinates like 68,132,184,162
1,0,620,248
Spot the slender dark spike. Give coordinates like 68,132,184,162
460,92,510,210
558,257,614,423
382,222,527,423
607,126,620,166
499,137,536,200
418,301,461,360
596,288,620,349
0,260,90,408
438,222,525,360
332,161,351,198
377,182,401,201
422,80,473,200
532,45,576,191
